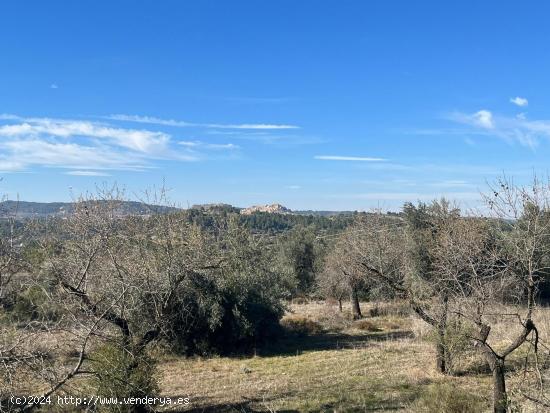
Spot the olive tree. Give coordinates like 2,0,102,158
318,231,366,319
339,203,465,374
32,187,287,409
420,176,550,412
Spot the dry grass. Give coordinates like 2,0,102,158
159,340,469,412
156,301,494,412
280,315,325,336
6,301,550,412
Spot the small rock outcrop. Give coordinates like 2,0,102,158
240,203,292,215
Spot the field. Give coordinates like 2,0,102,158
155,300,541,412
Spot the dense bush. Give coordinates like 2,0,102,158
442,318,478,374
166,283,285,355
424,317,477,375
9,285,60,322
89,343,159,412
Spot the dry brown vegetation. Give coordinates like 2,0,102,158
150,300,550,412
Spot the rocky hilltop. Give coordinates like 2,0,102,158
240,203,292,215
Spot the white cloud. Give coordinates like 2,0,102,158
0,139,150,170
0,114,200,173
449,109,550,148
108,114,193,127
208,123,298,130
205,143,239,149
449,110,494,129
106,114,299,130
66,170,111,176
177,140,239,150
510,96,528,107
429,180,472,188
314,155,387,161
178,140,202,147
50,83,59,89
473,110,494,129
286,185,301,190
0,117,169,153
0,160,26,172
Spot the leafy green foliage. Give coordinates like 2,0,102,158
135,217,289,356
9,285,60,322
239,211,356,234
274,226,324,296
89,343,159,412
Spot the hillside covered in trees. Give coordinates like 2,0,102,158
2,178,550,412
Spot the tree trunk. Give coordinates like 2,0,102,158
435,328,446,374
492,358,507,413
350,287,362,319
338,298,343,312
436,297,448,374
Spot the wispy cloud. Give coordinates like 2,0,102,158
0,114,199,173
0,139,148,172
106,114,299,130
0,117,169,153
206,143,239,149
428,180,472,188
450,110,494,129
50,83,59,89
66,170,111,176
510,96,528,107
314,155,387,161
177,140,239,150
178,140,201,147
448,109,550,148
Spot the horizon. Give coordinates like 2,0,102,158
2,1,550,210
0,198,373,213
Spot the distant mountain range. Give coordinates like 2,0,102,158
0,200,357,219
0,200,176,218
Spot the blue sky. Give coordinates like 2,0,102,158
2,1,550,210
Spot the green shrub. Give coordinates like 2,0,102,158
163,284,285,356
89,343,158,412
443,318,477,373
425,318,477,374
10,285,60,322
411,382,487,413
157,220,289,356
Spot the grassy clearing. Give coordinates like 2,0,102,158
7,300,547,412
158,301,496,412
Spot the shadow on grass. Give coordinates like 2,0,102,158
258,330,414,357
453,355,528,377
165,395,299,413
166,391,418,413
